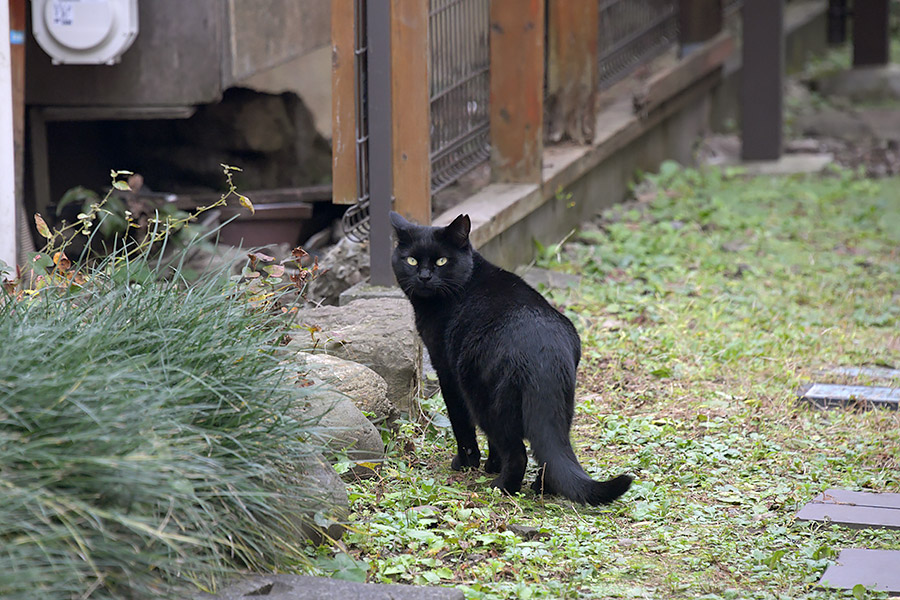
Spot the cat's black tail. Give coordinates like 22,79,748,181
525,401,632,506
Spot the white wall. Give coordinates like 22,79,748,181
0,0,16,273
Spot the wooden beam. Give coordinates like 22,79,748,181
11,0,25,260
10,0,23,177
331,0,358,205
741,0,783,161
490,0,545,183
853,0,889,67
390,0,430,225
678,0,723,49
633,33,734,115
545,2,598,145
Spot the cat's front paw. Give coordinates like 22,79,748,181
450,448,480,470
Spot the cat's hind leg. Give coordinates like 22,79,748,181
484,440,501,474
480,406,526,494
531,464,558,496
484,433,526,495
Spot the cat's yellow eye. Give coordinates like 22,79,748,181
406,256,418,266
436,257,448,266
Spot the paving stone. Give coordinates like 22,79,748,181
819,366,900,380
197,574,464,600
797,489,900,530
798,383,900,410
817,548,900,593
738,153,834,175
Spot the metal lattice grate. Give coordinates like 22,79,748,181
342,0,371,243
597,0,679,90
428,0,491,193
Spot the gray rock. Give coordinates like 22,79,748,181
292,389,384,477
293,298,422,413
198,574,464,600
792,107,874,142
305,237,371,306
275,453,348,544
507,524,551,541
299,352,400,426
815,65,900,104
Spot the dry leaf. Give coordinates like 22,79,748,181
34,214,51,239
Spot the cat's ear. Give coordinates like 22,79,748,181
390,211,414,243
444,214,471,249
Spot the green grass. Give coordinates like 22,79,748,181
0,258,335,599
338,165,900,599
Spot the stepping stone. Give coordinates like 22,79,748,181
199,574,464,600
797,489,900,530
818,548,900,593
797,383,900,410
820,366,900,380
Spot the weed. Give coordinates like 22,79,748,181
338,165,899,599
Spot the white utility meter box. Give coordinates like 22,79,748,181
31,0,139,65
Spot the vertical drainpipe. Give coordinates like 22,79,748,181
0,0,18,273
366,1,394,287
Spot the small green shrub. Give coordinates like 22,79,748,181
0,255,332,599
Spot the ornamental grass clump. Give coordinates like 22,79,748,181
0,258,330,599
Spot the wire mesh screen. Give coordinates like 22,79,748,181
597,0,679,90
429,0,491,193
341,0,371,242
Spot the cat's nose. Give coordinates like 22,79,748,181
418,269,433,281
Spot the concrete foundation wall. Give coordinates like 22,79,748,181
479,93,710,269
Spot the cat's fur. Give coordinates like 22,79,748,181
390,212,632,505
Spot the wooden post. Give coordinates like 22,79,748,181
678,0,722,52
331,0,358,206
390,0,430,225
545,2,598,145
741,0,783,161
853,0,889,67
490,0,545,183
10,0,27,262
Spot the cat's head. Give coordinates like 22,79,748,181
390,212,474,299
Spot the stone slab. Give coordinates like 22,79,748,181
820,366,900,380
815,64,900,103
797,489,900,530
818,549,900,593
798,384,900,410
198,574,464,600
737,153,834,176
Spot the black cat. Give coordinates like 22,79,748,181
390,211,632,505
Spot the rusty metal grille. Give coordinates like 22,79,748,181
341,0,371,242
597,0,679,90
429,0,491,193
